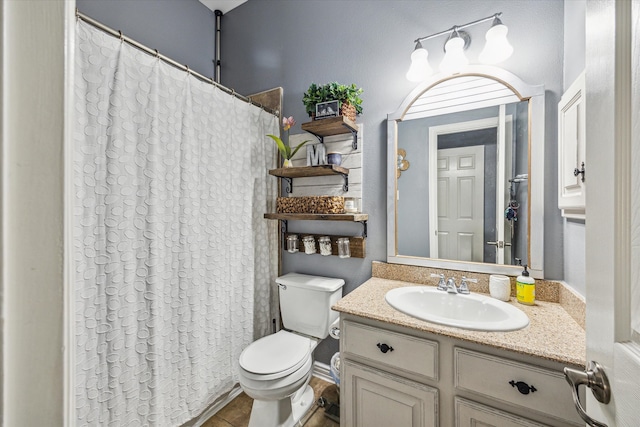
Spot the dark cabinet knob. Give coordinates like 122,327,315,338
377,343,394,353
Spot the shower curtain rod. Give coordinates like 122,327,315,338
76,9,278,116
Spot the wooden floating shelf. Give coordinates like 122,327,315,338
264,213,368,222
269,165,348,178
301,116,357,137
285,233,366,258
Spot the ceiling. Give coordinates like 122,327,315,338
199,0,248,15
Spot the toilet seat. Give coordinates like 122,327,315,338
239,330,313,381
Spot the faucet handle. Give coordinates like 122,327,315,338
431,273,447,291
458,276,477,294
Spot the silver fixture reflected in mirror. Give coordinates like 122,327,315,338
387,66,545,278
407,13,513,82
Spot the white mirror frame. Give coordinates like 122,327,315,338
387,65,545,278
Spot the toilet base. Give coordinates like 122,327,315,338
247,385,314,427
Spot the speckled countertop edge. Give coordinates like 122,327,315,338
333,277,586,367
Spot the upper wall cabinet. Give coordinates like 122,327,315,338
558,71,586,220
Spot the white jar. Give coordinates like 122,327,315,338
318,236,332,256
489,274,511,301
302,235,316,254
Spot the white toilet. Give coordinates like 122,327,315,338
238,272,345,427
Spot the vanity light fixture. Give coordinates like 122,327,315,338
439,29,470,75
406,12,513,82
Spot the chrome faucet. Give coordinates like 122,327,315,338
446,277,458,294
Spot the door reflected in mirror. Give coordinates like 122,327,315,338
397,100,529,266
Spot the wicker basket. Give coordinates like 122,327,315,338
339,102,357,122
277,196,345,214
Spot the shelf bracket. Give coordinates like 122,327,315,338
283,177,293,194
360,220,368,238
280,220,288,234
343,125,358,150
339,172,349,192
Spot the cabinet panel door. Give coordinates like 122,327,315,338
342,360,438,427
558,71,586,219
455,397,547,427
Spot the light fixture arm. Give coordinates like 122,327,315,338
413,12,502,44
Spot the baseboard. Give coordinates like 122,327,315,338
312,360,333,383
191,384,243,427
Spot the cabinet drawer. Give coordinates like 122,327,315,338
454,348,582,425
342,320,438,381
455,397,547,427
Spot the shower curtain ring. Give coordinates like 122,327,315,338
154,49,160,59
185,65,190,74
118,30,124,42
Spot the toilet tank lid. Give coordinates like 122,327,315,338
276,273,345,292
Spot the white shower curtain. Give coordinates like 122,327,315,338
74,20,278,426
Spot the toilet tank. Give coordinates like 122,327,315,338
276,273,345,339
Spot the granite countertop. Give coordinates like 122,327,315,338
333,277,586,367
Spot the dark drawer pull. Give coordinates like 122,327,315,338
509,380,537,395
377,343,394,353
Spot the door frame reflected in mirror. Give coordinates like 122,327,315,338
386,65,545,278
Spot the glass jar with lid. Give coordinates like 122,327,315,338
318,236,332,256
337,237,351,258
286,234,299,253
302,235,316,254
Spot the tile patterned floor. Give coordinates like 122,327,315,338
202,377,339,427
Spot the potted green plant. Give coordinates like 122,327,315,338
302,82,363,121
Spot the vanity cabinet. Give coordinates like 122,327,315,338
558,71,586,219
340,315,583,427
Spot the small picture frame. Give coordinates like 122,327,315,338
315,100,340,120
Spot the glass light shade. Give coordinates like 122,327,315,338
439,36,468,75
479,22,513,64
406,45,432,82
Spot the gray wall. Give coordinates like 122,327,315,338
563,0,586,297
223,0,565,363
74,0,568,363
76,0,216,78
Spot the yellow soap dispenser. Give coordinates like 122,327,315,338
516,265,535,305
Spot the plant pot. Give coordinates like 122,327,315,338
283,159,293,168
340,102,357,122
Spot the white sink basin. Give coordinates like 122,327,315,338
385,286,529,332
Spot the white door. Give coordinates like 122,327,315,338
435,146,484,262
582,1,640,425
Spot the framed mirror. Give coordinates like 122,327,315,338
387,66,545,277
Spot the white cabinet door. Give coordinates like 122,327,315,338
558,71,586,219
454,397,547,427
342,360,438,427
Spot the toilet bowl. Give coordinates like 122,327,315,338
239,330,318,427
237,273,345,427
